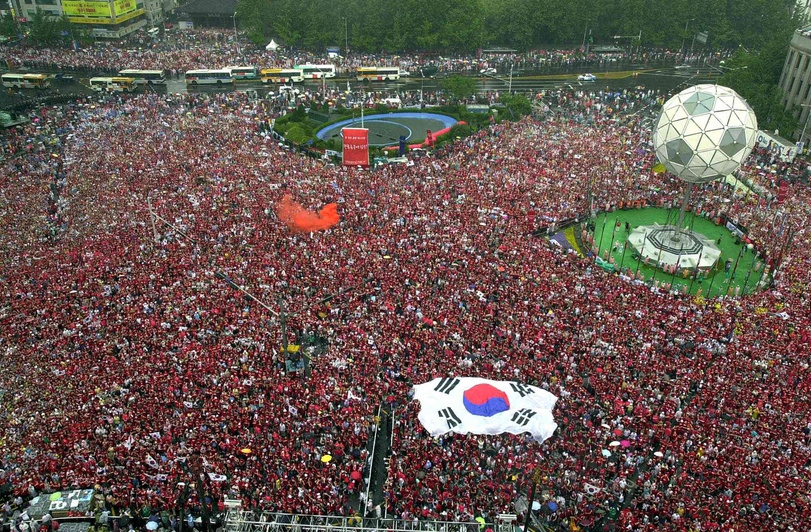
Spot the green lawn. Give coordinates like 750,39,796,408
590,207,770,298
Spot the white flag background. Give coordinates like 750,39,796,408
412,377,558,443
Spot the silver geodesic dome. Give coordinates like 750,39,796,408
652,84,758,183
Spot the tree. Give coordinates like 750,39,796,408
499,93,533,119
229,0,802,53
27,9,74,47
720,27,799,136
440,75,477,103
0,12,18,39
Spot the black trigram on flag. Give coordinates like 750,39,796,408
438,407,462,429
434,377,461,394
511,408,537,427
510,382,535,397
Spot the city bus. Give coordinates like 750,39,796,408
89,77,137,93
226,66,259,80
117,69,167,85
260,68,304,84
357,67,400,82
1,73,51,89
295,64,337,80
184,69,235,85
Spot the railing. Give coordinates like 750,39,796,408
224,510,494,532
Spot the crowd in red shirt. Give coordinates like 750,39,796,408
0,88,809,532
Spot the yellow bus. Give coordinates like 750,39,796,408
357,67,400,82
89,77,137,93
1,73,51,89
260,68,304,84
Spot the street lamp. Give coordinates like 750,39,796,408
682,19,695,56
233,11,240,57
343,17,349,57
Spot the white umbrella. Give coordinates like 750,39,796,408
146,522,159,531
601,449,611,458
609,441,621,447
654,451,664,457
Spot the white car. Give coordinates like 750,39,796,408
480,67,497,75
398,70,410,77
578,73,597,82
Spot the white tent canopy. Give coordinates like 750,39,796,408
266,40,279,51
628,223,721,270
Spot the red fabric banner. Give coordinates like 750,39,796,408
342,128,369,167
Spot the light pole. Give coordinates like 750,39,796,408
233,11,240,57
681,19,695,56
343,17,349,57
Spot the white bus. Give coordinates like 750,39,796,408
226,66,259,80
1,73,51,89
295,64,337,80
184,69,235,85
357,67,400,82
117,69,167,85
260,68,304,84
89,77,136,93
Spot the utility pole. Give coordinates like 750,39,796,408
344,17,349,58
582,24,588,53
681,19,694,56
233,12,240,57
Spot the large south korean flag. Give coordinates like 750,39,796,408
413,377,558,443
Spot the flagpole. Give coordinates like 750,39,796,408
598,210,608,251
651,238,665,285
729,241,746,283
742,248,757,294
689,248,703,294
620,240,629,273
635,232,646,277
706,261,718,298
756,258,767,291
671,249,682,290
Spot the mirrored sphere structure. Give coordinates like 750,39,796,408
652,84,758,183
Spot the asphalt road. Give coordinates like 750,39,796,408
1,66,718,112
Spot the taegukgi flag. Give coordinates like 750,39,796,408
412,377,558,443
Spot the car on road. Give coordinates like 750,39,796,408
480,67,497,75
578,73,597,82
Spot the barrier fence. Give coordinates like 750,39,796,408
224,508,521,532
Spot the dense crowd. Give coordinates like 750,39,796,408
1,28,729,77
0,84,809,532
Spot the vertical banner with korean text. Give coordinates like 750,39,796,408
342,127,369,167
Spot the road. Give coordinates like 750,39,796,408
1,66,718,111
